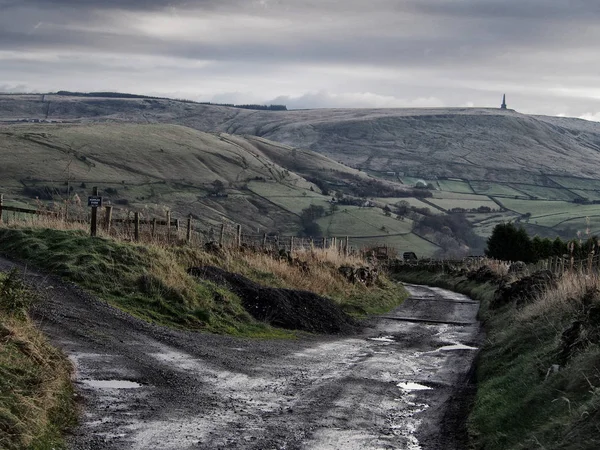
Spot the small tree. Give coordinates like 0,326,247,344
485,223,535,262
211,180,225,195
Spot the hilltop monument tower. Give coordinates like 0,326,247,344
501,94,507,110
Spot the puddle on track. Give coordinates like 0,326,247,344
80,380,143,389
397,382,433,392
368,336,395,343
436,343,479,351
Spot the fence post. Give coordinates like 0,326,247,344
322,237,327,249
236,224,242,247
166,211,171,242
344,236,349,257
90,187,98,237
290,236,295,253
104,206,113,233
134,212,140,242
0,194,3,224
219,224,225,247
262,233,267,248
152,218,157,238
186,215,193,243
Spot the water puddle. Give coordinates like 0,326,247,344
81,379,143,389
436,344,478,351
397,382,433,392
369,336,395,343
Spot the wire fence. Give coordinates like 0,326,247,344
0,194,379,257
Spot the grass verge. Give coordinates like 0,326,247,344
392,267,600,450
0,228,407,337
0,270,76,449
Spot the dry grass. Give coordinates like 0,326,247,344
0,272,76,449
518,270,599,322
481,258,510,277
170,244,373,302
1,214,372,303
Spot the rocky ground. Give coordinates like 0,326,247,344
0,257,482,450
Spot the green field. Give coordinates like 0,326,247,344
509,184,581,201
496,198,585,216
316,207,413,236
469,181,526,198
349,233,440,257
427,197,499,212
436,179,475,194
371,197,441,213
549,176,600,191
247,181,330,215
570,189,600,201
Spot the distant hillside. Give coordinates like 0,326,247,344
3,94,600,181
0,123,443,256
4,94,600,255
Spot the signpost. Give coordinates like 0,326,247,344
87,196,103,208
89,187,102,237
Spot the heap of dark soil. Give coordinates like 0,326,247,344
188,266,357,334
491,270,557,310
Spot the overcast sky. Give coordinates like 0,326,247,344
1,0,599,120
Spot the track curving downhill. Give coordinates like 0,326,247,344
0,257,482,450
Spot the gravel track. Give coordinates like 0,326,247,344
0,257,482,450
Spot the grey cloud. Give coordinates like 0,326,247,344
0,0,225,11
405,0,600,20
0,0,599,116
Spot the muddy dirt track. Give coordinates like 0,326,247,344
0,257,482,450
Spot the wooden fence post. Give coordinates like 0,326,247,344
219,224,225,247
134,212,140,242
166,211,171,242
236,224,242,247
322,237,327,249
104,206,113,233
152,218,157,238
290,236,295,253
344,236,349,257
186,215,193,243
262,233,267,248
0,194,3,224
90,187,98,237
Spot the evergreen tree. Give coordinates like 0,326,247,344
485,223,535,262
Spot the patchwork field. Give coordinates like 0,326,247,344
5,97,600,257
427,197,500,212
469,181,525,198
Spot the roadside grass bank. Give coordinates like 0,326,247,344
0,228,407,337
0,270,76,450
391,265,600,450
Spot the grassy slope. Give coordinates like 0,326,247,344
0,271,76,449
0,123,438,256
393,269,600,450
0,228,407,337
7,98,600,251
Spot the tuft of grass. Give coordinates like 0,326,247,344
517,270,599,322
0,271,76,449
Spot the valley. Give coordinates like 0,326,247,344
3,93,600,257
